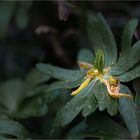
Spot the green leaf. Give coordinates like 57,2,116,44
66,121,87,139
0,1,16,38
112,40,140,76
0,119,27,139
118,85,139,137
114,19,140,74
25,68,51,92
118,64,140,82
50,80,97,135
82,130,119,139
94,49,105,73
111,19,139,75
87,13,117,67
45,89,69,104
16,1,32,29
44,79,83,103
135,89,140,109
0,73,48,119
135,88,140,135
121,19,138,53
133,78,140,93
0,79,24,115
94,81,110,111
77,48,94,64
36,63,84,81
46,79,83,93
107,98,118,116
82,94,97,117
83,113,130,138
17,95,48,118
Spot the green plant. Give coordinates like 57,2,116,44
0,69,50,139
37,13,140,139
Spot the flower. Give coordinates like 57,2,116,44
71,50,132,99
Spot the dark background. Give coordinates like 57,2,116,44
0,1,140,138
1,1,140,79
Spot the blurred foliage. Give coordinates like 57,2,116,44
0,1,32,39
0,1,140,139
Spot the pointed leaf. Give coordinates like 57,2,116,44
44,79,83,103
118,85,139,137
118,64,140,82
25,68,51,87
36,63,84,81
111,19,139,75
87,13,117,66
50,80,97,136
112,40,140,75
46,79,83,93
121,19,138,53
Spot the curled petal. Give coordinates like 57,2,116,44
102,79,132,99
109,93,132,99
71,78,91,96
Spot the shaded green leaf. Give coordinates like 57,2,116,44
66,121,87,139
16,1,32,29
83,113,130,138
0,70,49,119
133,78,140,93
118,64,140,82
44,79,83,103
87,13,117,67
0,1,16,38
17,95,48,118
25,68,51,87
135,88,140,135
135,89,140,108
45,89,70,104
121,19,138,53
0,119,27,139
118,85,139,137
50,80,97,135
46,79,83,93
94,49,105,73
0,79,24,114
77,48,94,64
112,40,140,75
82,130,119,139
36,63,84,81
111,19,139,75
94,81,110,111
82,93,97,117
107,98,118,116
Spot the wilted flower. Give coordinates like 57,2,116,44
71,50,132,99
